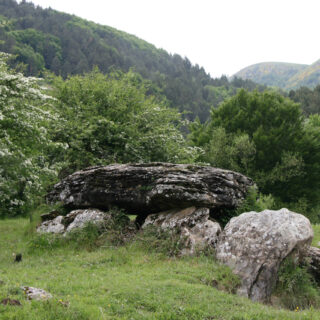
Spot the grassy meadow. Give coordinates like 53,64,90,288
0,218,320,320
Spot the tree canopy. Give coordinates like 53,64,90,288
51,69,200,176
190,89,320,217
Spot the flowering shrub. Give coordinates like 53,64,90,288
0,52,63,217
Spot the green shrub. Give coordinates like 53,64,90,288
197,263,241,294
236,187,276,214
212,187,276,227
65,222,101,250
27,233,65,252
273,255,320,310
133,225,187,257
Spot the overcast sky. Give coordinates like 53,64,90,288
24,0,320,77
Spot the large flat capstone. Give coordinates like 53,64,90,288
46,163,253,214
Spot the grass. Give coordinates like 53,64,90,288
312,225,320,248
0,218,320,319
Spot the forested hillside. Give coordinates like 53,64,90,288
289,84,320,115
234,60,320,90
0,0,265,121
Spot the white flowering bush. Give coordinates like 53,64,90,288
0,52,62,217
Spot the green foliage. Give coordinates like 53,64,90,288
28,222,104,252
190,89,320,214
27,232,65,252
312,224,320,248
9,28,62,75
210,90,303,173
235,187,276,214
212,188,276,227
273,256,320,310
63,222,102,250
134,225,187,257
289,85,320,116
193,126,256,175
51,69,200,174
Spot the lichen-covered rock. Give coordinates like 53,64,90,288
21,286,52,300
142,207,221,254
216,208,313,302
65,208,108,232
37,208,110,234
46,163,253,216
37,215,65,234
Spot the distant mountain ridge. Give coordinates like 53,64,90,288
234,60,320,90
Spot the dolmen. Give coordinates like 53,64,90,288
38,163,316,303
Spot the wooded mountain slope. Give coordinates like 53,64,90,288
0,0,265,121
234,60,320,90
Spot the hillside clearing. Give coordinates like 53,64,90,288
0,219,319,319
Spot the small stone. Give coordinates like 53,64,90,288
21,286,52,301
37,215,65,234
14,253,22,263
1,298,22,306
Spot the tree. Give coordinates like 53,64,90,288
51,69,200,176
190,89,320,213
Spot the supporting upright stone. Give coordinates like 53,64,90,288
216,208,313,302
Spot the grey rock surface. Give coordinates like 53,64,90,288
143,207,221,254
216,208,313,302
37,208,109,234
21,286,52,300
66,208,107,232
37,215,65,234
46,163,253,215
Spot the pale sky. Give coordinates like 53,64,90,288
22,0,320,77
